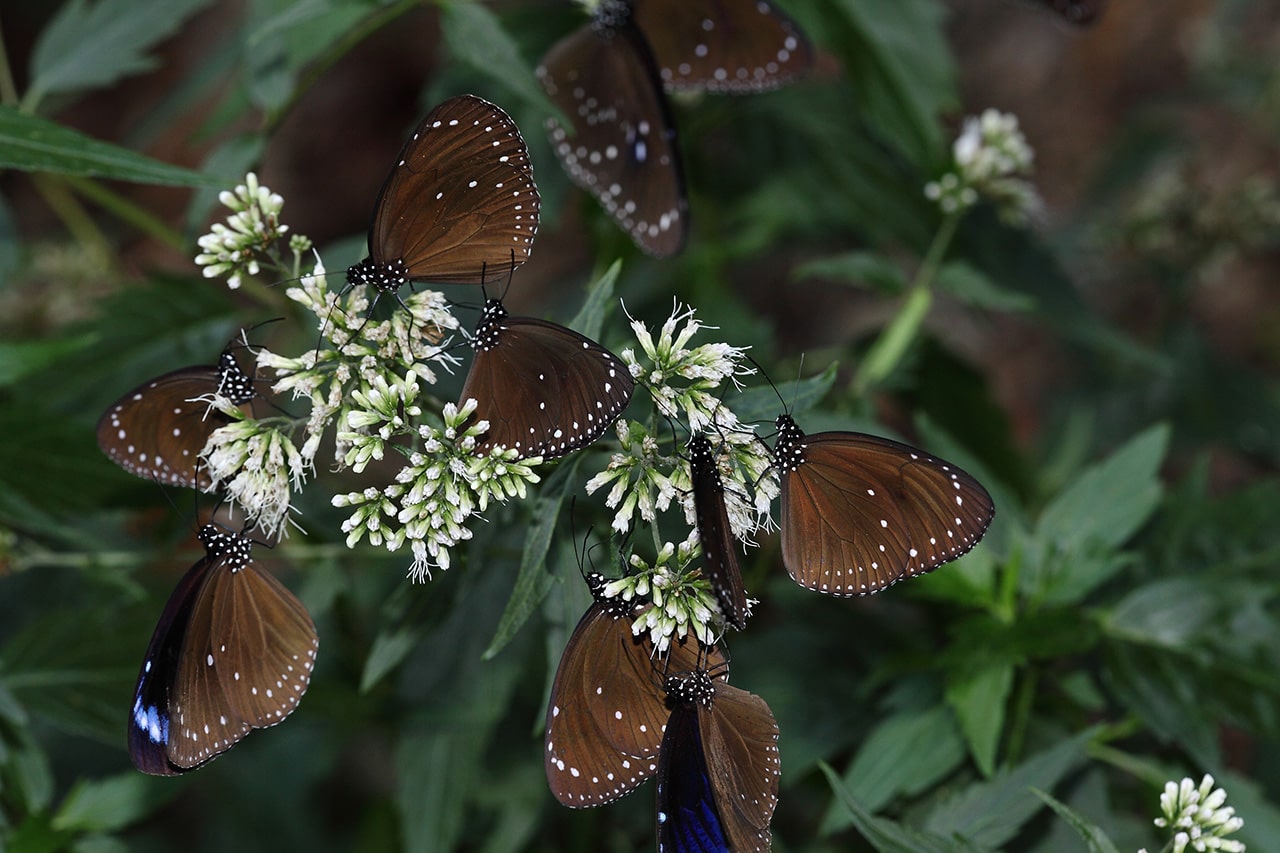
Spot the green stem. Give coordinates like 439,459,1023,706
853,211,961,395
64,175,186,249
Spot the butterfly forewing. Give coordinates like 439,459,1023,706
367,94,540,282
460,300,634,460
688,434,750,629
129,527,318,775
633,0,814,94
776,416,995,596
98,350,255,491
545,575,725,807
538,19,688,257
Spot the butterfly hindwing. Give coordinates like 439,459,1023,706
460,299,633,460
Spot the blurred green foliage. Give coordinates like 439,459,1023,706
1,0,1279,851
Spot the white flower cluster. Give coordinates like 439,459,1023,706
925,109,1041,224
1152,775,1246,853
201,416,309,541
335,399,542,581
603,537,719,652
586,301,778,639
194,172,294,289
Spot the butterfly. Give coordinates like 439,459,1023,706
344,94,540,302
128,524,318,775
458,297,634,460
631,0,814,94
97,343,255,491
772,413,995,596
656,665,781,852
545,572,726,807
687,433,750,630
538,3,688,257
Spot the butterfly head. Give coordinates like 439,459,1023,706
196,525,254,573
664,669,716,710
585,571,634,618
472,298,510,353
346,256,410,294
772,414,806,472
215,350,256,405
592,0,634,34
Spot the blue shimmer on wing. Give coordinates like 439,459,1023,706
657,707,728,853
132,695,169,745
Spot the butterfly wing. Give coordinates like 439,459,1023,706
367,94,540,283
545,592,725,807
130,528,318,774
633,0,814,93
98,366,231,491
459,302,634,460
688,435,750,630
778,426,995,595
538,20,688,257
700,683,781,852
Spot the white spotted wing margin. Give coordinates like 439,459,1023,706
774,414,996,597
365,94,541,283
128,526,318,775
537,14,688,258
460,298,635,460
543,575,727,808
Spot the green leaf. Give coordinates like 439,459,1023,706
0,106,221,186
936,262,1034,312
923,728,1094,847
244,0,372,113
822,706,966,833
484,456,583,659
945,662,1014,777
0,335,97,388
439,0,562,118
1038,423,1169,552
1030,788,1120,853
359,626,421,694
820,762,990,853
569,259,622,340
52,773,153,833
827,0,955,167
793,250,908,294
0,193,20,283
27,0,214,106
732,362,839,425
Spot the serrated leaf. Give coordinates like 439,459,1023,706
52,773,154,833
822,706,966,833
937,262,1033,312
484,456,582,659
924,728,1094,846
1030,788,1120,853
0,106,220,186
28,0,214,105
820,762,990,853
794,251,908,294
569,259,622,340
439,0,562,119
945,662,1013,777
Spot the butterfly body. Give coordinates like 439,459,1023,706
773,414,995,596
348,95,540,293
688,434,749,629
544,572,725,807
459,298,633,460
98,348,255,491
128,525,318,775
656,668,780,852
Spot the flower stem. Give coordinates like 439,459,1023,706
853,211,961,395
